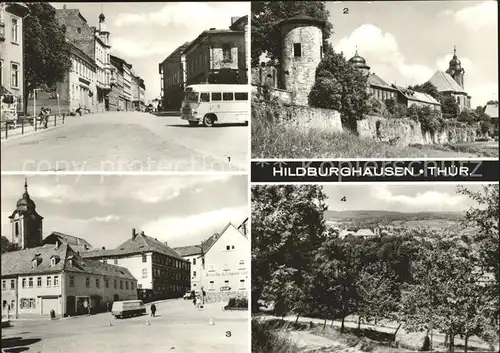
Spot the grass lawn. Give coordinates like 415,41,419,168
251,116,497,158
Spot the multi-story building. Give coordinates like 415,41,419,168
183,16,248,86
109,56,125,111
158,41,190,111
28,41,98,115
110,55,133,110
0,2,29,116
1,243,137,318
55,6,112,112
174,219,249,302
138,78,146,111
130,74,145,111
81,229,191,302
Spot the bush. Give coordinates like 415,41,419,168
252,318,300,353
225,297,248,309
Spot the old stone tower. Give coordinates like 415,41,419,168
279,15,325,106
446,46,465,89
8,179,44,249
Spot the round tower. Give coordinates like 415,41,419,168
279,16,325,106
348,49,371,76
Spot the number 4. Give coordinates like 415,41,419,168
341,196,347,202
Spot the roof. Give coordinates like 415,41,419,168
229,15,248,31
69,42,97,70
355,229,376,236
185,84,249,92
183,29,244,55
173,232,219,257
368,73,396,90
394,86,441,105
484,103,499,119
81,232,187,262
161,42,191,64
110,55,132,70
278,15,326,28
1,244,135,280
42,231,93,252
202,222,248,256
428,70,465,93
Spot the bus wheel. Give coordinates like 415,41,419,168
188,121,199,126
203,114,215,127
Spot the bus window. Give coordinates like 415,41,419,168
222,92,234,101
185,91,199,103
211,93,222,101
200,93,210,102
235,93,248,101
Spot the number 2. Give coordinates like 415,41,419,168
343,8,349,15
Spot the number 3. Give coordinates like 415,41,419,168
226,331,232,337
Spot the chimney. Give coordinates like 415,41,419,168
102,246,105,250
140,231,145,236
132,228,137,239
63,5,67,9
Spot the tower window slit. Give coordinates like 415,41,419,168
293,43,302,57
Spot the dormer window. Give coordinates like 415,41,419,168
50,255,60,266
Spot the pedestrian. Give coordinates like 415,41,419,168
88,302,92,315
202,289,206,304
150,303,156,317
193,295,197,307
107,302,111,312
83,299,88,314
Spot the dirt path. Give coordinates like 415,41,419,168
289,331,358,353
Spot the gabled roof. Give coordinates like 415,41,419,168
42,231,93,252
229,15,248,31
161,42,191,64
81,232,186,262
484,103,499,119
428,70,465,93
173,232,219,257
203,222,248,256
183,29,244,55
367,73,395,90
355,228,376,236
394,86,441,105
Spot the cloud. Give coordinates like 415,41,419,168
436,54,474,73
444,2,498,32
111,37,177,59
334,24,433,85
113,2,247,28
88,215,121,223
371,185,467,211
466,82,499,107
141,205,248,246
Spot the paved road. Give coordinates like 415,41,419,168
2,300,248,353
1,112,248,172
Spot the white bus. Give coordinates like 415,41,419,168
180,84,249,127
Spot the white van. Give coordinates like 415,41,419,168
180,84,249,127
111,300,146,319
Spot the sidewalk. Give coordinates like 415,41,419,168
1,116,70,142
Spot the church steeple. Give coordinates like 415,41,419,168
446,45,465,88
9,179,44,250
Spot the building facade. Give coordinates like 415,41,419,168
82,229,190,302
110,55,133,110
159,42,190,111
109,56,125,111
0,2,29,116
1,243,137,318
484,101,499,136
55,6,112,112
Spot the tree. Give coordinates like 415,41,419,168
251,185,328,313
1,236,19,253
251,1,333,66
24,3,72,114
458,110,476,124
441,96,460,120
308,51,371,133
408,81,441,101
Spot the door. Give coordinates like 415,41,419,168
41,297,60,316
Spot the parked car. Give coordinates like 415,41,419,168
183,291,195,300
111,300,146,319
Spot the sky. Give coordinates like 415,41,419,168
323,184,489,213
1,175,248,249
51,2,249,102
326,1,498,107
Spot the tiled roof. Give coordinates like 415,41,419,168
355,229,376,236
173,232,219,257
1,244,135,280
42,231,93,251
428,70,465,93
81,232,186,261
368,73,395,90
484,103,499,119
394,86,441,105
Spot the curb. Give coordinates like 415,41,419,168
1,123,67,143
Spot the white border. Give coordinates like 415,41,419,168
246,4,252,352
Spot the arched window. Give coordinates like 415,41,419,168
15,222,19,236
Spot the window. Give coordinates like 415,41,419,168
69,276,74,287
142,268,147,278
192,258,196,265
131,282,134,290
142,254,147,263
11,17,19,43
11,62,19,88
105,279,109,288
114,280,117,289
200,93,210,102
1,280,5,290
54,276,59,287
125,281,129,290
232,246,235,249
28,278,33,288
193,271,197,277
103,260,107,264
222,43,232,61
0,59,3,86
222,92,233,101
46,277,51,287
50,257,56,266
226,245,230,250
22,278,26,288
211,92,222,101
224,280,230,286
239,260,245,268
20,298,36,309
95,278,100,288
85,277,90,287
235,92,248,101
77,27,81,34
10,280,14,289
320,46,323,58
209,281,214,290
37,277,42,287
239,279,245,289
114,259,118,264
293,43,302,57
120,280,123,289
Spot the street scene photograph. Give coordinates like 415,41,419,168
252,183,499,353
251,1,498,158
1,2,249,172
1,174,249,353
